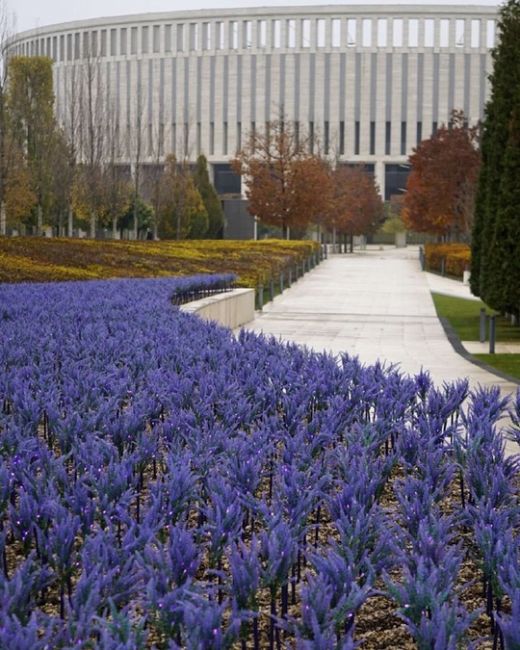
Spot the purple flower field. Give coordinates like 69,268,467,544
0,276,519,649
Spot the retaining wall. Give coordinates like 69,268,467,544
180,288,255,329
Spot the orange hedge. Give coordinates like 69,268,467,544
424,243,471,278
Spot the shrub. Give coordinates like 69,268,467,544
424,243,471,278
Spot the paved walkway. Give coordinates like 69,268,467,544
425,270,481,301
245,246,518,453
463,341,520,354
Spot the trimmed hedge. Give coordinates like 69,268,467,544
424,243,471,278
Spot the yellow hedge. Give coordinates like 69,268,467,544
424,243,471,278
0,237,320,287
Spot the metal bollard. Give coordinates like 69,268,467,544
489,315,496,354
440,258,446,276
257,284,264,310
279,272,284,293
479,308,487,343
269,278,275,302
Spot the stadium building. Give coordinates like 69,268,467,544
10,5,498,236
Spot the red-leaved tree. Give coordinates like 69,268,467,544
403,111,481,241
232,120,331,238
324,165,384,251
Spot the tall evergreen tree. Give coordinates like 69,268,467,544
491,99,520,316
193,154,224,238
471,0,520,312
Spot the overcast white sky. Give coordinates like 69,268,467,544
12,0,501,34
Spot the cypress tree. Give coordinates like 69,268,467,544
492,100,520,317
193,154,224,238
471,0,520,310
468,135,488,297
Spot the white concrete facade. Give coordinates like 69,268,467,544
9,5,497,198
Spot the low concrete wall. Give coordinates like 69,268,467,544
180,288,255,329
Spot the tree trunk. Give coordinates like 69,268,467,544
176,208,181,240
67,206,74,238
112,217,119,240
0,201,6,236
37,204,43,236
152,220,159,241
133,202,138,240
349,233,354,253
90,212,96,239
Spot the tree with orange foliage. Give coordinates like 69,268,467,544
403,111,480,240
325,165,384,252
232,120,331,238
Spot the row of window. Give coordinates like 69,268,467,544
105,119,442,160
15,15,496,61
215,120,435,157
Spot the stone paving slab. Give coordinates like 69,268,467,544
243,246,518,454
425,271,481,301
463,341,520,354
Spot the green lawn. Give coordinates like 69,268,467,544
431,292,520,382
431,292,520,342
474,354,520,381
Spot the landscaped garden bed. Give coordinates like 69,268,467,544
424,243,471,279
432,292,520,381
0,237,319,287
0,277,519,648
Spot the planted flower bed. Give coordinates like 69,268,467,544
0,237,319,287
0,276,519,649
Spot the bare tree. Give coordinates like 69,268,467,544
76,43,106,237
125,62,147,240
62,64,82,236
104,95,131,239
142,120,171,240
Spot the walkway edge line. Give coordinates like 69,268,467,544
437,314,520,387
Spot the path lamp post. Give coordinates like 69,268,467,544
257,284,264,310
